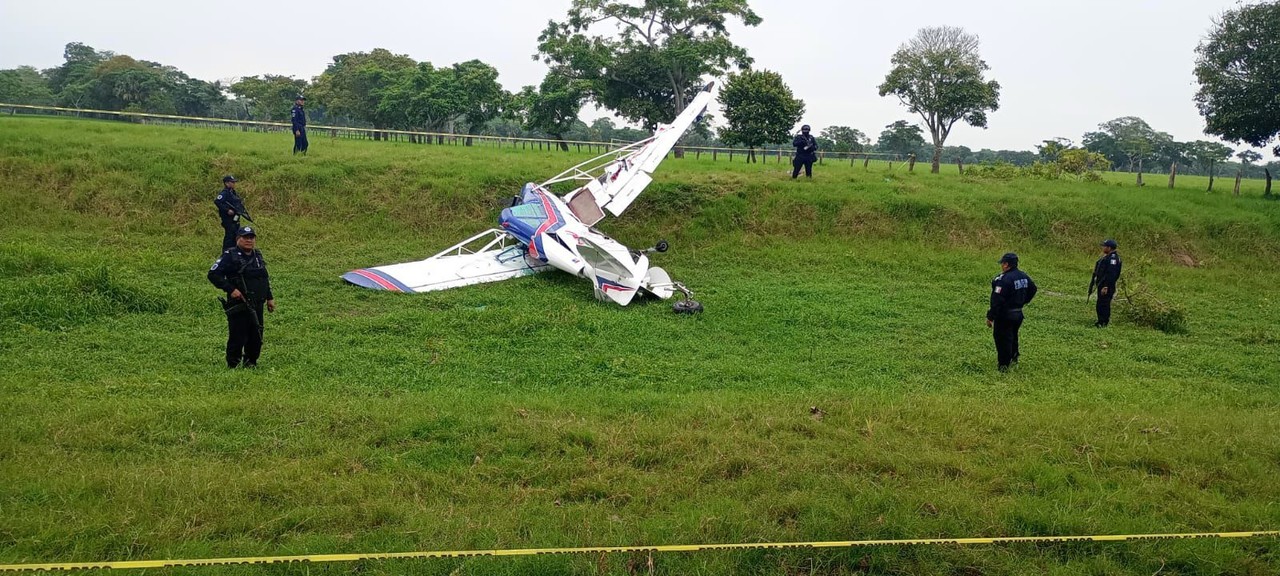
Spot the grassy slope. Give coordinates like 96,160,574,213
2,116,1279,575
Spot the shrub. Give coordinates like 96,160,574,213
1121,293,1188,334
1116,257,1188,334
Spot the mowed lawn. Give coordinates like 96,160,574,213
2,116,1279,575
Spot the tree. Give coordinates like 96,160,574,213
1186,140,1234,191
1094,117,1155,172
1035,138,1073,162
878,26,1001,173
1238,149,1263,167
536,0,761,131
717,70,804,162
87,55,173,112
311,49,417,131
875,120,925,158
1194,1,1280,157
230,75,308,121
44,42,111,107
819,126,868,153
513,73,590,150
0,66,54,105
448,60,509,143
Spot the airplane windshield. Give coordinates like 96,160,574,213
508,203,547,224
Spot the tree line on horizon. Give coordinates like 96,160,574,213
1,0,1276,184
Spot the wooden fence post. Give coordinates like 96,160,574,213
1168,163,1177,189
1266,168,1273,198
956,158,964,175
1234,170,1242,196
908,154,916,173
863,155,870,169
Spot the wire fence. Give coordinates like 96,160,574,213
0,102,912,166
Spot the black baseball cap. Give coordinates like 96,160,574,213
295,95,306,100
223,175,237,183
1101,239,1118,248
236,226,256,237
998,252,1019,265
801,124,811,131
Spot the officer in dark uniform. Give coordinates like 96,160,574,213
1090,239,1122,327
291,95,308,155
791,124,817,178
213,175,251,251
987,252,1038,371
208,226,276,368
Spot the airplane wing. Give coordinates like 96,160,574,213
342,229,550,292
542,82,718,226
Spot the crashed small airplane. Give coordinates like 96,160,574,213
342,82,716,313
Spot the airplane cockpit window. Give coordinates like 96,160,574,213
508,203,547,224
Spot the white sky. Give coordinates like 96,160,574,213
0,0,1258,152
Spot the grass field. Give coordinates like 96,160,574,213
2,115,1280,575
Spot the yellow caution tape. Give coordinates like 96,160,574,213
1,531,1275,572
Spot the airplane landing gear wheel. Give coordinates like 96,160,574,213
673,299,703,314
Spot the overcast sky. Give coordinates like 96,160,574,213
0,0,1256,152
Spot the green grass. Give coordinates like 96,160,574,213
2,115,1280,575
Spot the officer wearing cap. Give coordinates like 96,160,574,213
987,252,1038,371
291,95,308,155
792,124,818,178
208,226,276,368
214,175,251,251
1090,239,1122,327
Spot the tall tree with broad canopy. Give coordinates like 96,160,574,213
513,73,591,150
230,75,308,121
450,60,508,141
717,69,804,162
878,26,1000,173
820,126,868,153
1083,117,1175,175
0,66,54,105
44,42,111,107
310,49,417,131
876,120,925,158
1186,140,1234,191
536,0,761,132
1194,1,1280,157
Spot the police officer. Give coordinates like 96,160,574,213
987,252,1038,372
208,226,276,368
791,124,817,178
291,95,308,155
1091,239,1122,327
214,175,251,251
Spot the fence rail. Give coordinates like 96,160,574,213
0,103,910,165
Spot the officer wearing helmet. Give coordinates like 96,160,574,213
792,124,818,178
208,226,276,368
1090,239,1122,327
214,175,252,251
987,252,1038,371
